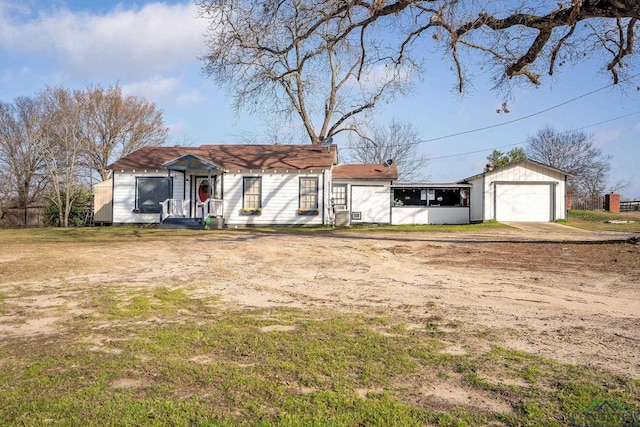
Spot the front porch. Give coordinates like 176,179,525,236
158,153,225,229
159,198,224,229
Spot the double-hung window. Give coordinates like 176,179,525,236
136,177,172,213
243,177,262,209
332,184,347,208
299,177,318,210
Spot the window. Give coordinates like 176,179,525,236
430,189,462,206
136,177,172,213
243,177,261,209
299,177,318,210
332,184,347,208
393,187,465,207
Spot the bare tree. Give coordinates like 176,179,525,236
199,1,640,135
347,120,428,182
78,83,168,181
37,87,86,228
0,98,48,227
526,126,611,200
198,0,415,145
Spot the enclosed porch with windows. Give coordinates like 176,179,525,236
391,184,472,225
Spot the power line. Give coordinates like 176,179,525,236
428,110,640,161
422,72,640,144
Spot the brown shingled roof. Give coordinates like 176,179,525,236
332,164,398,180
107,144,338,171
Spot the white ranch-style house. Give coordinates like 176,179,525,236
98,144,569,227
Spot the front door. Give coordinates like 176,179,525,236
194,177,212,218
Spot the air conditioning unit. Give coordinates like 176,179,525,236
334,210,350,227
351,212,362,221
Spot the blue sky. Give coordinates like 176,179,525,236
1,0,639,198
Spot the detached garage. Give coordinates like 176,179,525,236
463,160,570,223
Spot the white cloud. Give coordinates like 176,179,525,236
593,128,622,148
121,76,181,100
176,90,205,106
0,1,208,80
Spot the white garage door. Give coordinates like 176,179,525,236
351,186,390,223
495,184,552,222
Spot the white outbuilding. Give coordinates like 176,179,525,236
462,159,570,222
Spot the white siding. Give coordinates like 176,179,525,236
223,172,327,226
350,186,391,224
112,171,184,224
469,162,567,222
391,207,469,225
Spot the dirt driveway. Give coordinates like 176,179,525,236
1,225,639,379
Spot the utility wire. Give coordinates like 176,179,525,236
428,110,640,160
422,72,640,144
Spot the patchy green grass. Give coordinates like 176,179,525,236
0,226,212,245
1,226,637,425
565,210,640,232
1,300,638,426
1,219,508,246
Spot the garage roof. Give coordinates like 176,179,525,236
332,164,398,180
461,159,571,182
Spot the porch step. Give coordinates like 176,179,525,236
159,217,204,230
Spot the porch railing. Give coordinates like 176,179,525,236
207,199,224,217
160,199,190,222
160,198,223,222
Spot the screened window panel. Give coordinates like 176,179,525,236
136,177,171,213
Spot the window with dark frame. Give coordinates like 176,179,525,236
136,177,172,213
393,188,464,207
299,177,318,210
243,177,261,209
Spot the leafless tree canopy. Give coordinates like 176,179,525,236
0,99,48,227
526,126,611,199
198,0,416,145
347,120,428,181
79,84,168,181
0,85,168,227
199,1,640,145
37,87,87,228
